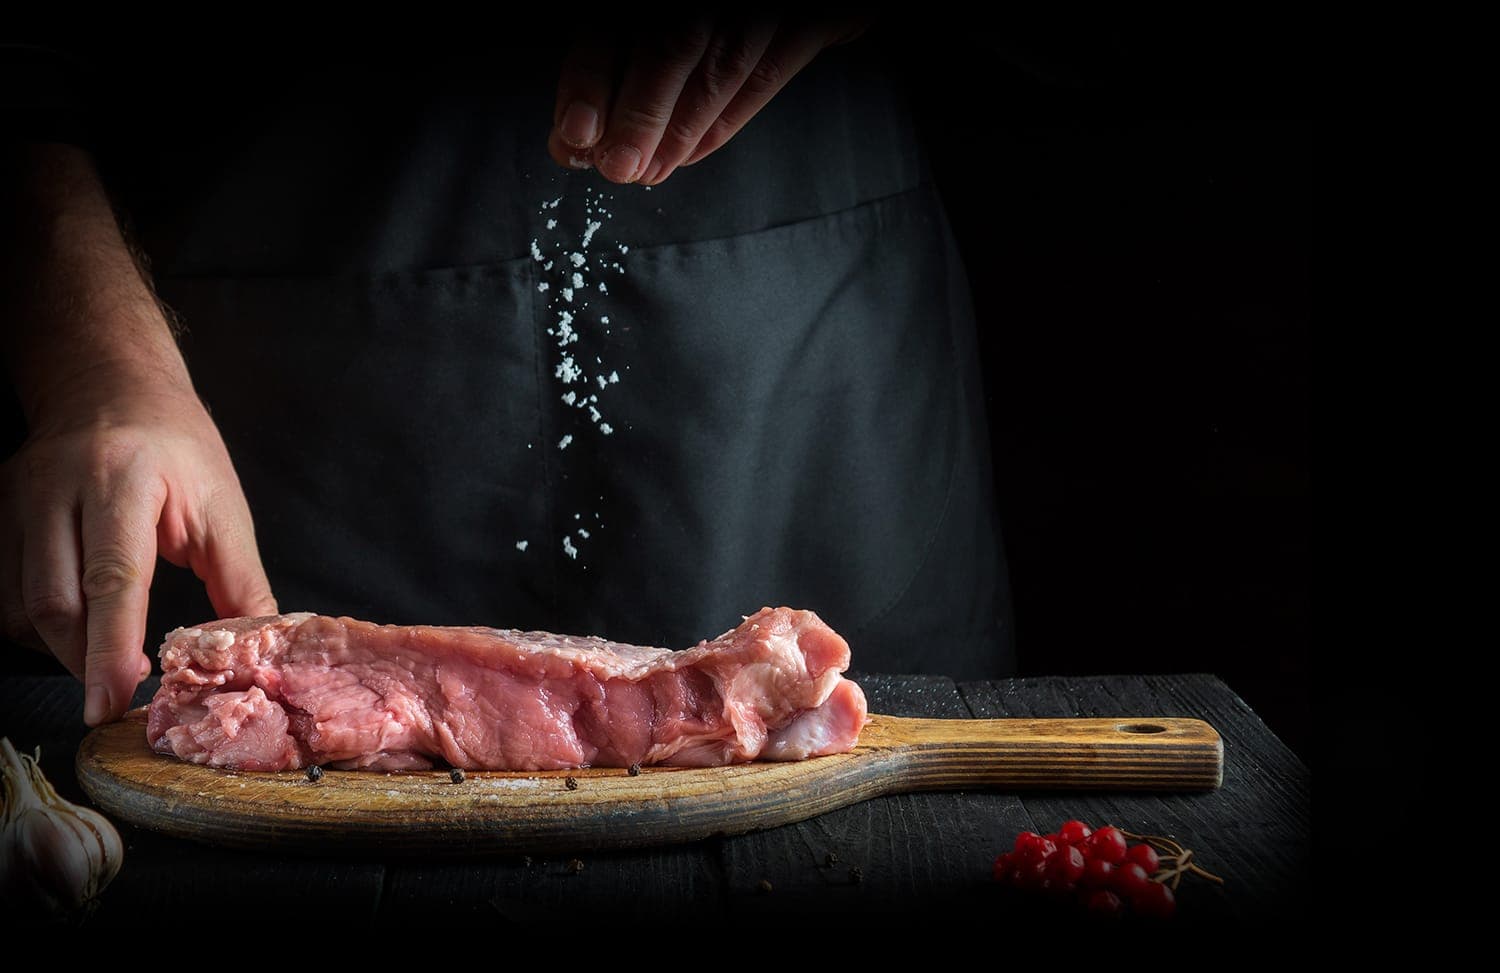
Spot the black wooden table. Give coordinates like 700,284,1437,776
0,672,1308,925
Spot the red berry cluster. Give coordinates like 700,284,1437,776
993,821,1216,919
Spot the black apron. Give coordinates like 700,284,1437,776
100,41,1012,677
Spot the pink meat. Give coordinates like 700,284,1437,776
146,607,868,772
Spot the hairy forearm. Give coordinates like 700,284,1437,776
1,141,191,424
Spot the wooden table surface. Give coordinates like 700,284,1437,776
0,671,1308,926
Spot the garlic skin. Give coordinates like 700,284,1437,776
0,737,123,914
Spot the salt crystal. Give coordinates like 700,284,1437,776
600,423,614,435
537,282,549,292
543,260,553,271
578,528,591,539
515,540,529,552
571,272,584,290
562,390,577,405
608,371,620,383
569,252,586,267
599,282,608,293
562,536,578,559
596,375,607,389
558,434,573,450
601,316,610,324
589,406,601,423
581,220,602,248
618,244,629,255
530,240,544,262
555,356,582,383
546,218,557,230
561,288,573,302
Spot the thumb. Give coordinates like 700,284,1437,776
192,495,277,620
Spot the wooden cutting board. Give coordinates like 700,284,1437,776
77,708,1221,856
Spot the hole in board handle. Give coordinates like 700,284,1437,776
1115,723,1169,734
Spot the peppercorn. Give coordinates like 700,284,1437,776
848,866,863,884
521,855,533,868
627,763,641,777
565,776,578,790
567,858,584,875
757,879,773,894
449,767,465,784
306,765,323,782
824,852,839,867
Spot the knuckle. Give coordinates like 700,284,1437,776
615,100,676,131
698,39,757,100
23,586,79,632
81,552,142,600
744,54,786,96
665,116,707,146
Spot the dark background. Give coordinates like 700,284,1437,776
912,31,1310,760
2,25,1310,759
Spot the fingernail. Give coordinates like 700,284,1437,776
559,101,601,148
84,684,110,726
639,158,665,186
599,144,642,183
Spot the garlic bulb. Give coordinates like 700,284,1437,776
0,737,123,914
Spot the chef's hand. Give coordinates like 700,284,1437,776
1,141,277,726
548,16,866,186
1,374,277,726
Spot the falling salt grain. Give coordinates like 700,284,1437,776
581,220,602,248
558,434,573,450
537,282,549,292
561,288,573,302
516,541,529,552
571,272,584,290
562,537,579,559
562,390,577,405
608,371,619,383
600,423,613,435
578,528,590,539
546,218,557,230
530,240,544,262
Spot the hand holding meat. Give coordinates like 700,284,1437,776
1,142,276,726
547,15,865,185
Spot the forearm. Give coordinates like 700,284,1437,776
2,141,191,425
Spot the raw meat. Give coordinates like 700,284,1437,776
145,607,868,772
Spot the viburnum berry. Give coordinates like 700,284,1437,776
1126,843,1160,873
1085,889,1124,918
1016,832,1058,864
994,823,1220,921
1112,862,1151,897
1080,858,1115,889
1086,826,1129,864
1047,845,1087,885
1015,858,1049,890
1131,879,1177,919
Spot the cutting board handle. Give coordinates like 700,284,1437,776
863,716,1223,791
